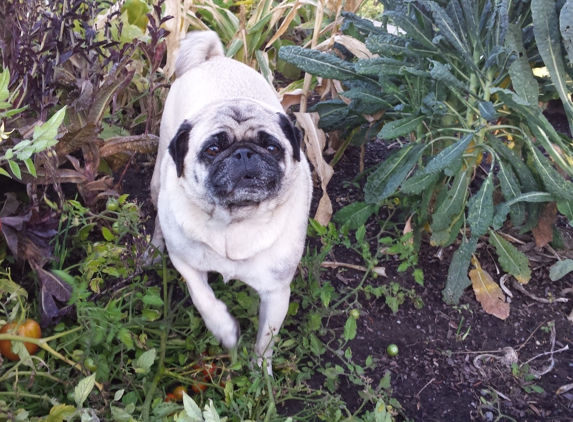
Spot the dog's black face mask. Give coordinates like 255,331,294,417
168,110,302,208
200,131,284,207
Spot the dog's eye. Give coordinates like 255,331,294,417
205,145,220,157
266,144,280,154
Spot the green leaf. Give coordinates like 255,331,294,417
557,198,573,222
203,399,224,422
505,24,539,105
122,0,151,31
279,46,370,82
180,392,203,421
425,133,474,174
356,57,407,76
497,160,525,226
117,328,134,350
32,107,66,143
0,69,10,104
333,202,377,230
488,135,538,192
365,144,425,204
0,167,13,178
385,11,436,50
378,115,425,140
549,259,573,281
364,144,425,203
401,171,439,195
431,170,469,232
341,88,391,115
366,33,411,56
442,236,478,304
430,61,469,93
74,373,96,407
467,172,494,236
45,404,76,422
478,101,498,121
110,403,135,421
343,316,357,341
489,230,531,284
23,158,36,177
101,227,115,241
561,0,573,65
8,160,21,179
532,0,573,127
528,143,573,201
427,1,470,60
492,192,554,229
134,348,156,374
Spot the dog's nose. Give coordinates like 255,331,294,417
233,148,254,162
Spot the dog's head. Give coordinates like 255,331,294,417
167,99,303,208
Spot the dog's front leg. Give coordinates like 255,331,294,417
255,284,291,374
170,255,240,349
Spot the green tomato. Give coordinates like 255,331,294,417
106,198,120,211
67,391,75,402
350,309,360,319
112,222,120,234
386,344,399,357
84,357,98,372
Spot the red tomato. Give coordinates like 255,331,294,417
191,379,208,393
0,319,42,361
164,393,176,402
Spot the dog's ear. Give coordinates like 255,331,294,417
168,122,193,178
277,113,301,162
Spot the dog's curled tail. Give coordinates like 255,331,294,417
174,31,225,78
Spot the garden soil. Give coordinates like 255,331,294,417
119,111,573,422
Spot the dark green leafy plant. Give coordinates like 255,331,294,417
279,0,573,305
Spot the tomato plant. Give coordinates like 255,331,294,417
0,319,42,361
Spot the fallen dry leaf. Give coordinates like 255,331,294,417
532,202,556,248
295,112,333,226
403,214,414,244
470,256,510,320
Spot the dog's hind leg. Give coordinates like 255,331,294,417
170,255,240,350
255,283,291,374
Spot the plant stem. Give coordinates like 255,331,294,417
141,256,171,422
262,359,276,422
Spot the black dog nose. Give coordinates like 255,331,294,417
233,148,254,161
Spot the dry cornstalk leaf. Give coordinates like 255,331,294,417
280,88,304,111
294,112,333,226
316,78,332,100
99,134,160,157
332,35,373,59
532,202,556,248
342,0,365,13
266,0,302,47
162,0,186,78
470,256,510,320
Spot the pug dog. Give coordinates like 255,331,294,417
149,31,312,371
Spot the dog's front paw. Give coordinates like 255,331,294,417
254,356,273,376
213,315,240,350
